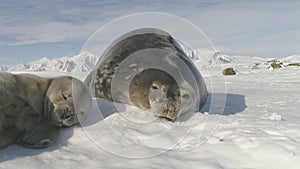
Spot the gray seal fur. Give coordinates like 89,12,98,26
85,28,208,121
0,72,92,149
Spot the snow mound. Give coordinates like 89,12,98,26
281,55,300,62
210,52,237,65
269,113,282,121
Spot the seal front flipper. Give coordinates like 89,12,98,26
0,128,21,149
17,119,58,149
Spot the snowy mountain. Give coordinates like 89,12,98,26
1,48,298,76
0,65,9,72
6,51,96,73
191,48,300,70
185,48,238,65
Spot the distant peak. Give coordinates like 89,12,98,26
4,51,96,73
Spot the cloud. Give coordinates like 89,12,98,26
0,0,170,46
0,21,103,46
0,0,299,63
0,57,13,62
0,1,118,46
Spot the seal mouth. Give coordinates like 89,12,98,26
151,102,180,122
52,113,77,127
61,114,77,127
148,86,180,122
149,94,180,122
62,113,74,119
51,104,78,127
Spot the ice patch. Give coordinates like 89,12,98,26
269,113,282,121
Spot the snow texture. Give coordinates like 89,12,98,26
0,50,300,169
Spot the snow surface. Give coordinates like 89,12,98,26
1,51,300,169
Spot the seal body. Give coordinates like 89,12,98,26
0,72,92,149
85,28,208,121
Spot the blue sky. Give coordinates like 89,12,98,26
0,0,299,65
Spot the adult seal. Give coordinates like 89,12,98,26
85,28,208,121
0,73,92,149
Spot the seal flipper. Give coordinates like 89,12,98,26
0,127,21,149
17,119,58,149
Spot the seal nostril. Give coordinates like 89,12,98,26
63,113,73,119
152,85,159,90
62,92,68,100
182,94,190,100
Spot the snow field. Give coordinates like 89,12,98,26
0,53,300,169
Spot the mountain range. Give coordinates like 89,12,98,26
2,51,96,73
1,49,299,73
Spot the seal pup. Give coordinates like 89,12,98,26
85,28,208,121
0,72,92,149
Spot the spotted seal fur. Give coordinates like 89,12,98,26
85,28,208,121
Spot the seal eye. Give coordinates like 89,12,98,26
62,92,68,100
182,94,190,100
151,84,159,90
